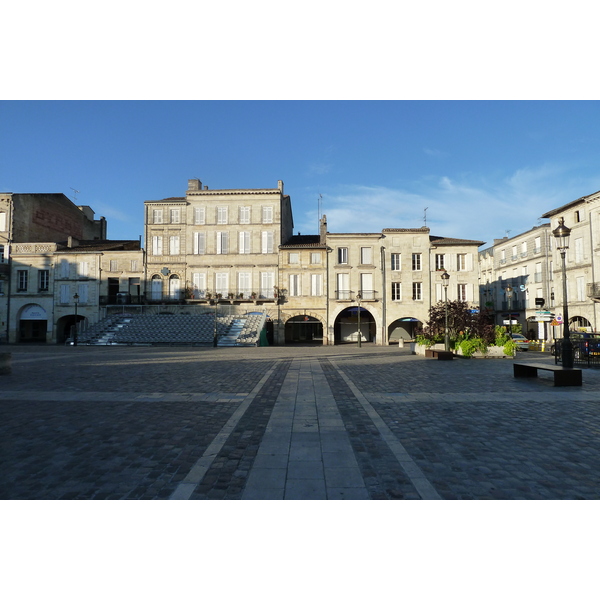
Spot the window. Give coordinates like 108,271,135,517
239,206,251,224
239,231,251,254
170,208,180,224
337,273,350,300
152,209,163,224
131,260,138,272
500,249,506,263
288,252,299,264
534,237,541,253
412,253,422,271
78,261,88,277
521,241,528,256
0,212,6,231
435,254,445,270
194,207,205,225
169,235,180,255
192,273,206,298
216,232,229,255
289,274,301,296
60,284,70,303
412,282,422,300
260,272,274,297
391,253,401,271
215,273,229,296
360,247,372,265
338,247,348,264
238,272,251,296
261,231,273,254
0,245,5,263
458,284,467,301
193,232,206,255
17,270,28,291
38,270,49,291
534,263,542,283
217,206,228,224
59,259,70,278
360,273,374,299
577,277,585,302
78,283,89,304
392,282,402,301
152,236,163,256
575,209,583,223
110,260,118,272
310,252,321,264
512,245,518,259
457,254,467,271
575,237,583,263
262,206,273,223
311,274,322,296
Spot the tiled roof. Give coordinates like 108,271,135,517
57,240,141,252
280,235,324,248
541,190,600,218
429,236,484,246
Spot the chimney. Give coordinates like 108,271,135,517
320,214,328,244
188,179,201,191
67,236,79,248
278,180,284,193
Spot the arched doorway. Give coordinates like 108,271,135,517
285,315,323,344
169,275,180,300
151,275,162,301
388,317,422,344
334,307,375,344
55,313,86,344
18,304,48,343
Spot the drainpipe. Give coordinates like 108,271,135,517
589,203,598,332
380,245,386,346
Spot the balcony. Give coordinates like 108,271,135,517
336,290,377,301
587,282,600,300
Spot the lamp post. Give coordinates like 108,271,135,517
553,217,573,368
356,291,362,348
73,292,79,346
505,285,513,337
441,270,450,352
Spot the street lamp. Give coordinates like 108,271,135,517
553,217,573,368
505,285,513,337
441,270,450,351
73,292,79,346
356,291,362,348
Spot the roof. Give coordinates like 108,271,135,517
429,236,485,246
541,190,600,218
280,235,325,248
382,227,430,233
57,240,141,252
146,197,186,204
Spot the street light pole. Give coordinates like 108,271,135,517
505,285,513,337
356,291,362,348
441,271,450,352
73,292,79,346
553,217,573,368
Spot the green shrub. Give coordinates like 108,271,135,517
503,339,517,356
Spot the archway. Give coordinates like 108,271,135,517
18,304,49,343
169,274,180,299
388,317,422,344
569,315,592,332
334,306,375,344
151,275,162,301
285,315,323,344
55,313,86,344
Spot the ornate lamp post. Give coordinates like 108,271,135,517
505,285,513,337
356,291,362,348
441,270,450,352
553,217,573,368
73,292,79,346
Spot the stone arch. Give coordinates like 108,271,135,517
17,303,50,343
281,311,325,344
388,317,422,343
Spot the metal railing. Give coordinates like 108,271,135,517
554,338,600,367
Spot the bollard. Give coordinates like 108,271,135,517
398,338,404,348
0,352,11,375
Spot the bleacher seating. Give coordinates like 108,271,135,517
78,312,267,346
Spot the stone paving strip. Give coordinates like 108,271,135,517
242,357,370,500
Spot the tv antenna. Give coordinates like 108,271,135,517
70,188,80,201
424,207,428,227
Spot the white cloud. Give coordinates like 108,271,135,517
293,164,600,247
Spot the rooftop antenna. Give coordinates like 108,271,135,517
70,188,80,201
505,229,511,238
424,207,428,227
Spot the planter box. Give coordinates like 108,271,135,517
456,345,512,358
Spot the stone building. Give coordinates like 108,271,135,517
0,192,108,343
542,190,600,333
478,225,555,340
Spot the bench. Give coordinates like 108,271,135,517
514,362,582,386
425,349,454,360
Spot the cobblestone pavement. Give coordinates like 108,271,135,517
2,344,600,500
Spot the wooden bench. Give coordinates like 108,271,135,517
514,362,582,387
425,349,454,360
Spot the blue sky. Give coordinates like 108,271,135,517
1,100,599,248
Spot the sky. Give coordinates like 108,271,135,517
2,100,600,249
